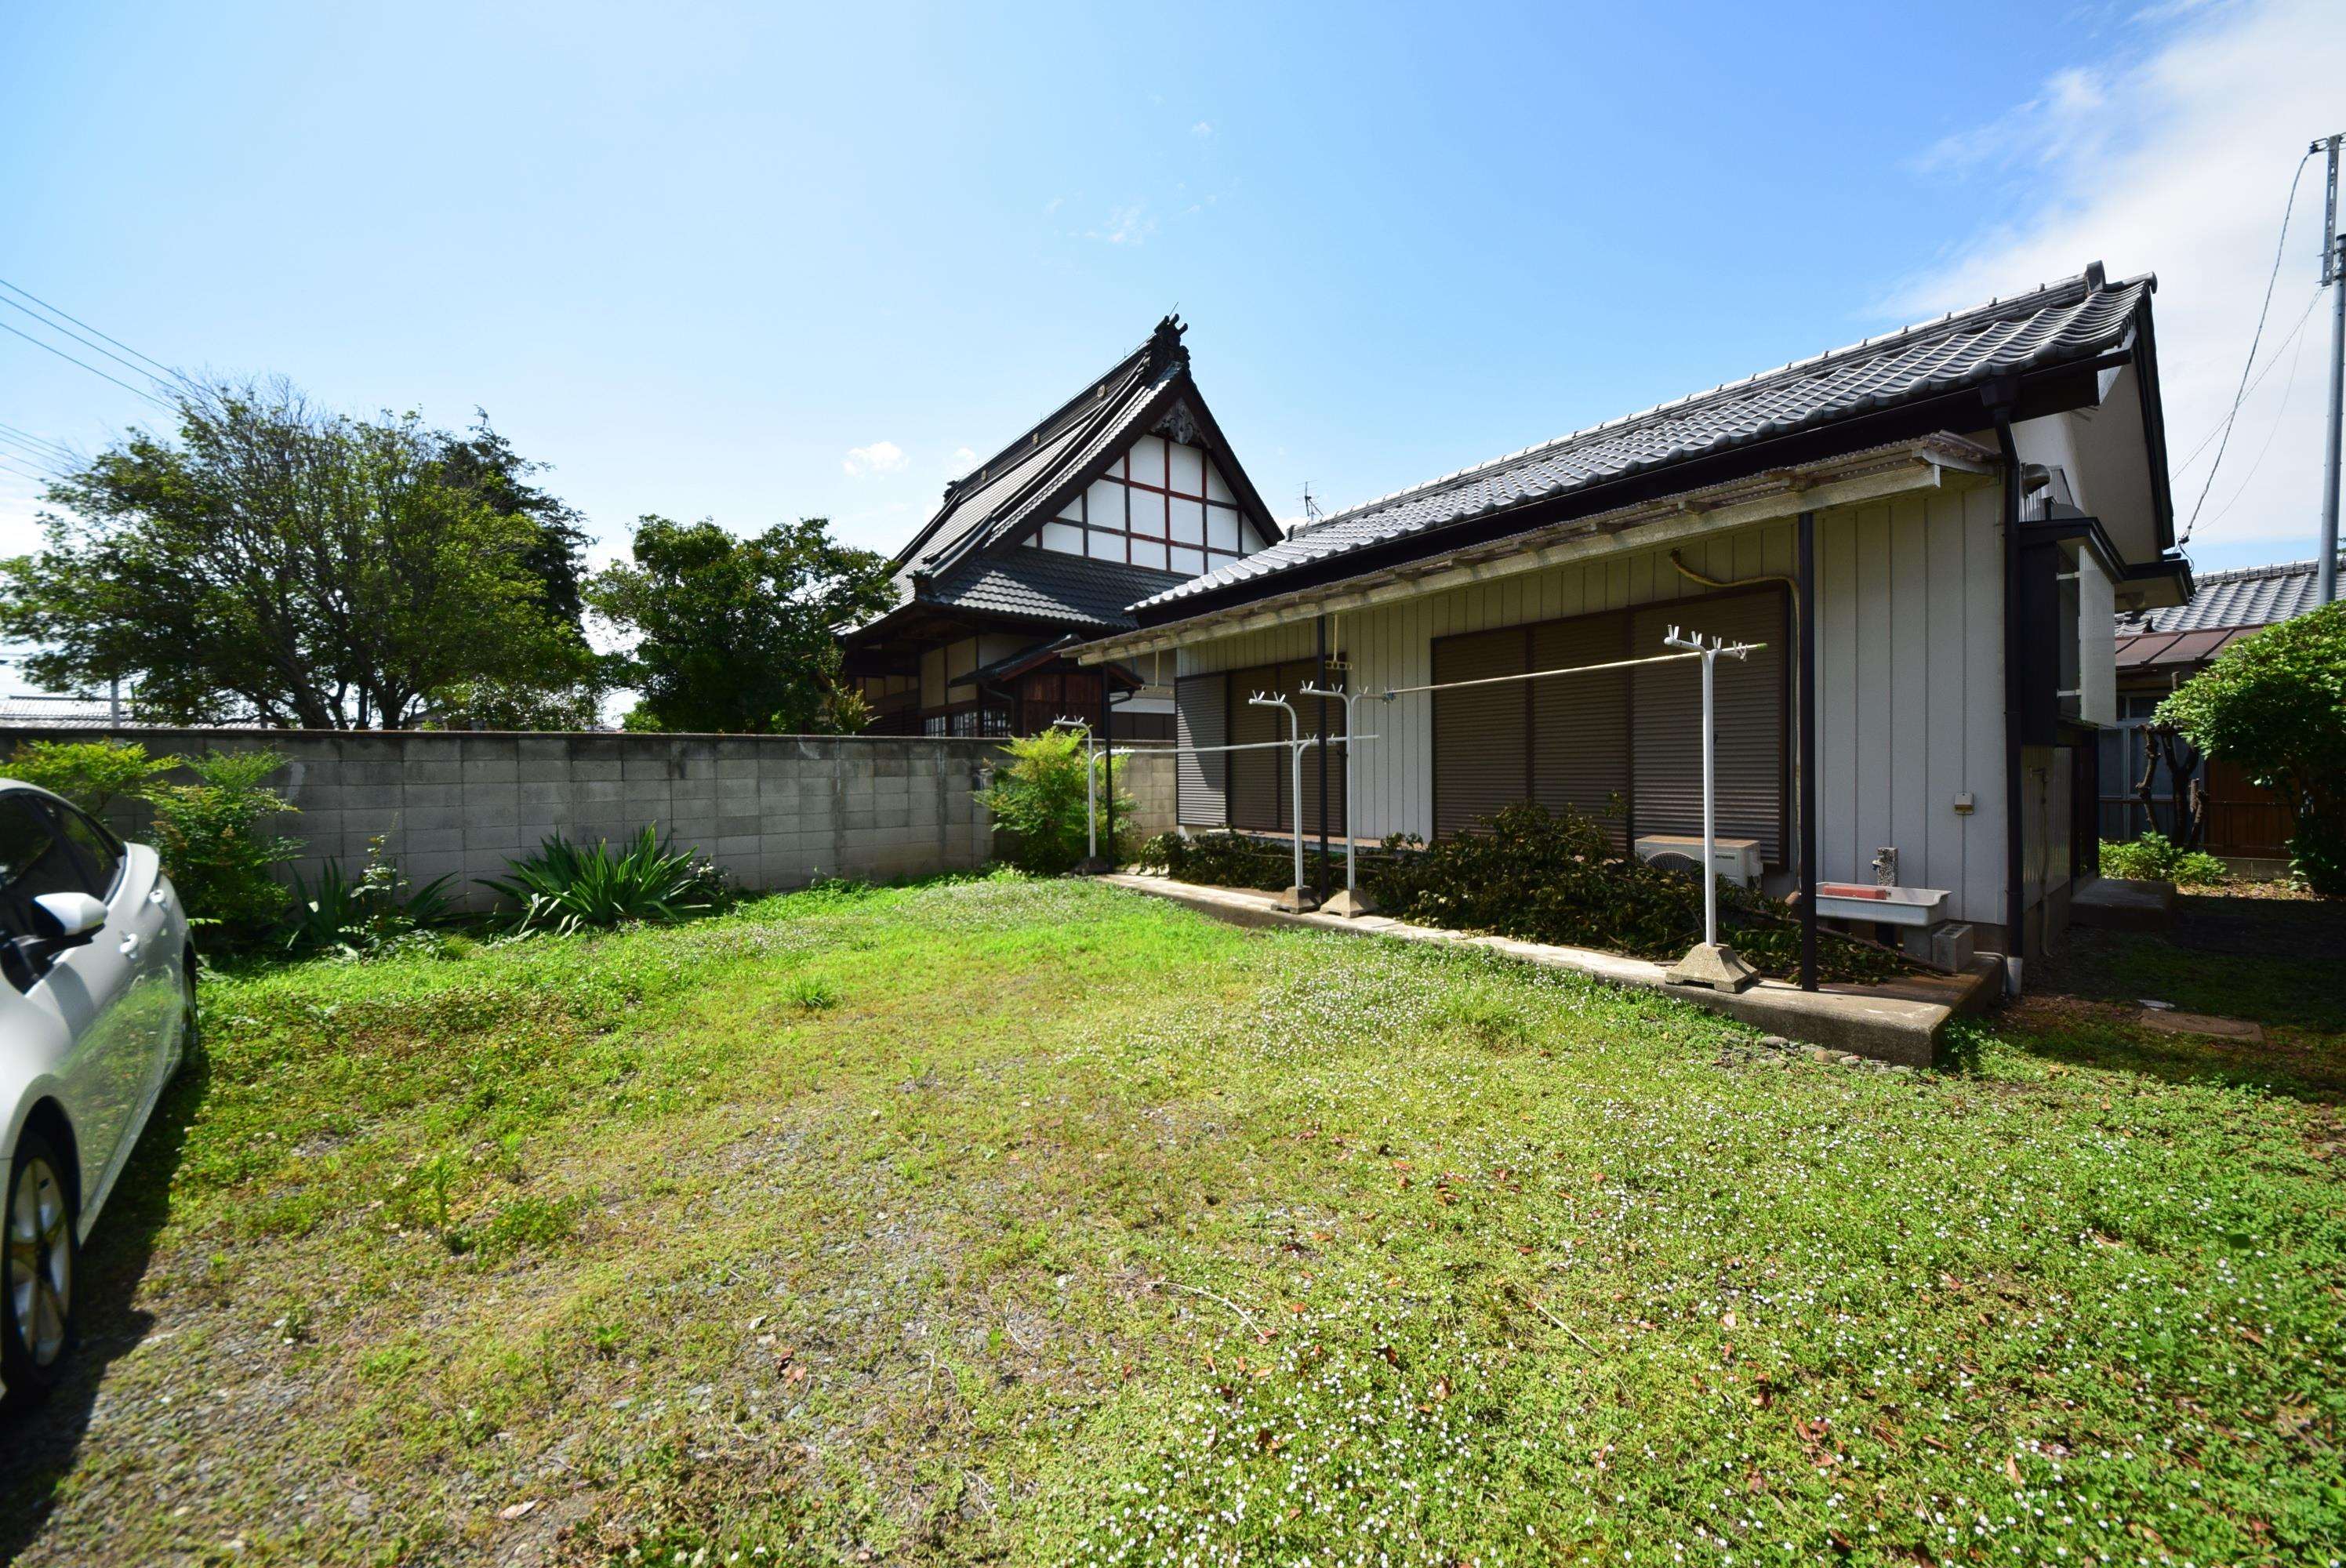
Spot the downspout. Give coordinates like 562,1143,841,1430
1316,614,1331,902
1792,521,1818,993
1992,399,2027,993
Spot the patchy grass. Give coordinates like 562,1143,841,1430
4,873,2341,1566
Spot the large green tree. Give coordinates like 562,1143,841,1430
0,377,601,728
2157,599,2346,895
588,516,892,734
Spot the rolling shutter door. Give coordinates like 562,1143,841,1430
1628,589,1786,862
1175,673,1229,827
1530,612,1632,851
1432,627,1530,838
1226,665,1281,830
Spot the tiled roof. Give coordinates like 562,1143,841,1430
885,318,1192,597
2119,554,2338,636
927,550,1189,631
1135,267,2152,615
0,696,142,727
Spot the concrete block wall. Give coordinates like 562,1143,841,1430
0,728,1176,909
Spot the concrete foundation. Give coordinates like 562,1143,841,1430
1104,872,2002,1067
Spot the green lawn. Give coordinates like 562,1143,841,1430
6,876,2341,1566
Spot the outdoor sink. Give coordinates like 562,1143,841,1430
1810,881,1949,927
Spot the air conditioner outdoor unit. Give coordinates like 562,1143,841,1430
1633,834,1762,888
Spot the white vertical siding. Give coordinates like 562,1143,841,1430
1168,488,2009,927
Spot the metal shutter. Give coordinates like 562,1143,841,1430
1432,627,1531,838
1628,589,1787,862
1226,663,1283,830
1175,673,1229,827
1529,612,1633,851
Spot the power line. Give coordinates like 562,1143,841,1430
0,458,56,488
0,278,180,381
2181,149,2315,546
2170,285,2325,477
0,293,177,393
0,318,175,410
0,420,75,462
2204,285,2322,533
0,433,71,474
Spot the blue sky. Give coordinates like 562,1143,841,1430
1,0,2338,619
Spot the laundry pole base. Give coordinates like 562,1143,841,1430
1668,942,1758,993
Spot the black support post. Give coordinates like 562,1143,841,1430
1315,615,1330,901
1797,509,1819,993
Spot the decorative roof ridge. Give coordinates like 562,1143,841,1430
2183,553,2343,586
937,314,1188,500
1286,266,2147,538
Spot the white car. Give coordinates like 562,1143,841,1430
0,782,192,1406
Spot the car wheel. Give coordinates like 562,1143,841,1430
2,1127,78,1406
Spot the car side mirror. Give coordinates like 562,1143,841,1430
29,891,107,949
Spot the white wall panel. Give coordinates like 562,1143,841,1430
1168,497,2007,926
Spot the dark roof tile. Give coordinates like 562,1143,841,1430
1136,270,2151,615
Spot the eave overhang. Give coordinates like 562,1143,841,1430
1077,433,1998,664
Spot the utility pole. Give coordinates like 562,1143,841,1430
2319,132,2343,605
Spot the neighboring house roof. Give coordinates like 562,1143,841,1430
2119,554,2339,636
2115,626,2263,673
855,316,1282,640
2112,554,2338,677
927,549,1188,633
1135,266,2155,619
0,696,149,727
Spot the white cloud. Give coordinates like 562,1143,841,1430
947,445,977,473
1190,121,1214,138
1043,195,1062,216
1891,0,2346,565
841,440,907,477
1081,204,1157,246
1909,67,2109,179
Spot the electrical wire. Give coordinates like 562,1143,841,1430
2181,150,2315,546
0,420,75,462
0,278,182,380
0,319,174,410
0,458,56,487
2203,281,2323,534
0,430,71,470
0,293,177,392
2169,285,2326,478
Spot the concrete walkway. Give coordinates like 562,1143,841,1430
1100,872,2004,1067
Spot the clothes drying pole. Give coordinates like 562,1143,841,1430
1297,679,1397,917
1658,626,1760,993
1047,717,1102,867
1247,691,1320,912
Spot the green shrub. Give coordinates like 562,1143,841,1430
977,728,1133,875
283,836,456,957
2098,831,2228,886
1368,804,1902,984
478,826,722,935
1140,828,1345,892
7,737,180,812
2156,600,2346,895
144,750,300,944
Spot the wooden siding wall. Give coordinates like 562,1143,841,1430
1175,485,2013,929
